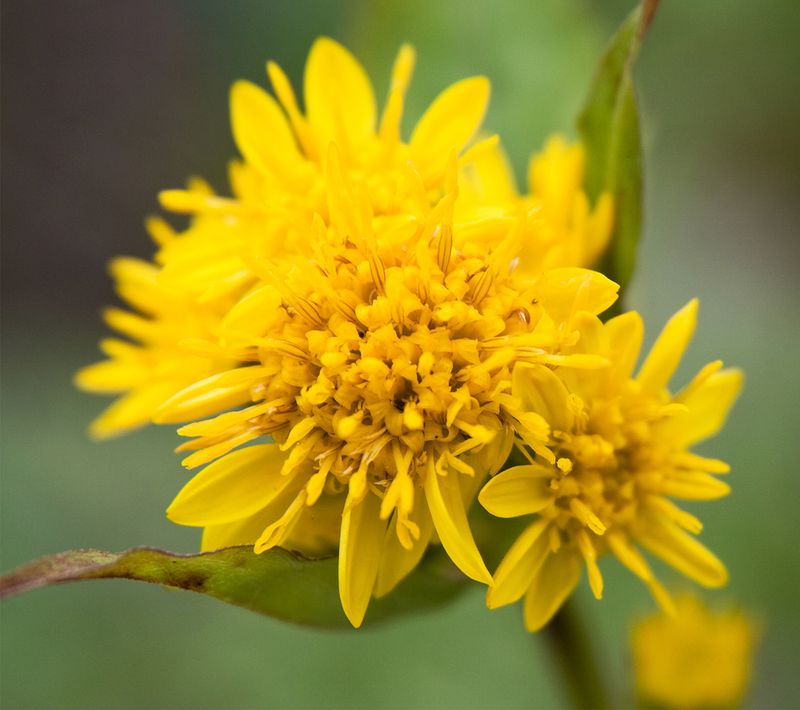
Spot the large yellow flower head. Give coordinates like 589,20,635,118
76,39,612,441
479,300,742,631
76,38,619,627
631,593,760,709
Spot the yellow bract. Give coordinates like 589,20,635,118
479,301,742,631
631,593,760,709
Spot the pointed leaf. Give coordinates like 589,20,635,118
577,0,659,293
0,545,468,629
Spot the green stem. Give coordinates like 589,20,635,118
542,599,611,709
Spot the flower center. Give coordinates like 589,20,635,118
257,238,535,496
546,392,658,540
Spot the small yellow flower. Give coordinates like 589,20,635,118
632,593,760,709
479,300,742,631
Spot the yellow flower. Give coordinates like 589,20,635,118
479,300,742,631
632,593,760,709
161,151,618,626
77,38,618,628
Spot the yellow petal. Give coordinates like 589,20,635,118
645,577,676,616
158,189,238,214
254,489,308,552
103,308,158,343
570,310,606,359
478,465,553,518
339,492,385,628
145,214,176,247
109,257,170,314
374,498,434,598
281,417,318,451
266,60,315,157
230,80,304,180
166,445,291,526
487,519,550,609
467,425,514,477
180,427,262,470
569,498,606,535
576,528,603,600
75,359,149,394
637,513,728,588
460,139,518,204
604,310,644,380
325,142,372,241
512,363,573,432
606,531,654,582
87,383,180,439
528,135,584,221
410,77,490,183
304,37,376,154
673,452,731,474
637,299,698,394
153,366,269,423
221,284,283,340
659,369,743,446
378,43,416,146
535,268,619,322
608,526,678,618
523,550,582,632
674,359,723,403
177,401,270,439
424,464,492,585
659,472,731,500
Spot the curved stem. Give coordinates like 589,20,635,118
542,599,611,709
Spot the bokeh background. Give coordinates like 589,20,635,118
2,1,799,708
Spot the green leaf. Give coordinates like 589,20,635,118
0,545,468,629
578,0,659,294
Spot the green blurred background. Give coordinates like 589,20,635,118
2,1,798,707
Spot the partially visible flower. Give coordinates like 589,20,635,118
479,300,742,631
461,135,614,273
631,592,760,709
